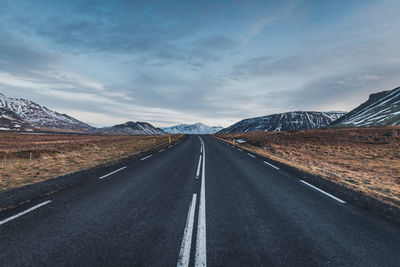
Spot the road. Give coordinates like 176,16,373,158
1,135,400,266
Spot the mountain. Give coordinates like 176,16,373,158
162,122,223,134
0,92,94,132
218,111,346,134
333,87,400,127
0,92,167,135
98,121,165,135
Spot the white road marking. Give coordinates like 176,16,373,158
177,194,197,267
159,149,165,153
200,145,203,153
247,153,255,158
237,148,243,152
0,200,52,226
196,155,202,179
300,180,346,204
263,161,280,170
141,155,152,161
99,166,127,179
195,136,207,267
168,145,173,148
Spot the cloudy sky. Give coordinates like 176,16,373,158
0,0,399,127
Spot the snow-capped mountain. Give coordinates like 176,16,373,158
333,86,400,127
219,111,346,134
0,92,167,135
98,121,165,135
0,92,94,132
162,122,223,134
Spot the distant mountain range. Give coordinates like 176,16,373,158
162,122,223,134
2,86,399,135
0,92,163,135
98,121,164,135
219,86,400,134
218,111,346,134
333,86,400,127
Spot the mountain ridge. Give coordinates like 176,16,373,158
162,122,223,134
0,92,94,132
218,111,346,133
332,87,400,127
0,92,165,135
98,121,165,135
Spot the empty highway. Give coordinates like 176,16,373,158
0,135,400,266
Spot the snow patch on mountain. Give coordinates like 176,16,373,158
333,87,400,127
219,111,346,134
0,92,94,132
98,121,165,135
162,122,223,134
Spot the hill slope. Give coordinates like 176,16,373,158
219,111,345,133
0,107,31,131
0,93,94,132
333,87,400,127
99,121,165,135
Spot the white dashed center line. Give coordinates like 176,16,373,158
196,155,202,179
177,194,197,267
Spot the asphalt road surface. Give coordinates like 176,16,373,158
1,135,400,266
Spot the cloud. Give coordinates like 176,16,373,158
194,35,237,51
0,38,57,75
231,54,316,79
290,63,400,111
241,1,298,44
0,0,399,128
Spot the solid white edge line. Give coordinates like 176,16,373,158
195,136,207,267
159,149,165,153
99,166,127,179
300,180,346,204
177,194,198,267
247,153,255,158
141,155,152,161
196,155,202,179
263,161,280,170
0,200,52,226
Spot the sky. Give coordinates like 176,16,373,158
0,0,399,128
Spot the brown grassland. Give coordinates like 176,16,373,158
216,126,400,209
0,132,182,192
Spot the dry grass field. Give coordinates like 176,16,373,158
216,126,400,209
0,133,182,192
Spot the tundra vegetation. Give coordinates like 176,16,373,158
0,133,182,191
216,126,400,210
